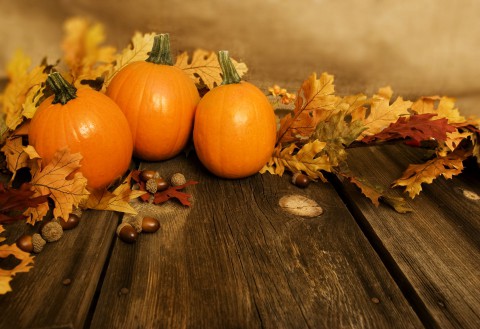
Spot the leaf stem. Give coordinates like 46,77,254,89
218,50,241,85
47,72,77,105
146,34,173,65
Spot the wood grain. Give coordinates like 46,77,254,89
90,154,422,329
335,145,480,329
0,210,119,329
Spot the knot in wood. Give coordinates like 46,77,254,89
278,194,323,217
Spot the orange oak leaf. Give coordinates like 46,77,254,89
0,243,35,295
1,50,47,130
340,171,383,206
411,96,465,124
23,148,89,224
0,225,5,243
62,17,116,88
84,173,146,214
392,150,468,198
276,72,338,145
360,88,412,138
175,49,248,90
362,113,456,144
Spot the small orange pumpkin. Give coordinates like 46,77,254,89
193,51,277,179
28,72,133,189
106,34,200,161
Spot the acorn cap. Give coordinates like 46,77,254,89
32,233,46,253
122,215,143,233
146,178,158,194
41,221,63,242
170,173,186,186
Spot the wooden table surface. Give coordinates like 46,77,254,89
0,143,478,329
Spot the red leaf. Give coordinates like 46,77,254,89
152,181,198,206
0,183,49,224
362,113,456,144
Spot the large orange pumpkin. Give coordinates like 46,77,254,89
193,51,277,179
28,72,133,189
106,34,200,161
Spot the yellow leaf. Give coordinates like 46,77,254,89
62,17,116,87
23,148,89,224
276,72,339,144
0,243,35,295
444,130,472,152
0,225,5,243
411,96,465,124
1,50,47,130
0,138,42,183
392,150,467,198
84,174,146,214
261,139,332,181
175,49,248,90
360,88,412,138
104,32,157,87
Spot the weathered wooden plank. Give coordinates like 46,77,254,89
335,145,480,329
0,210,119,329
91,154,422,329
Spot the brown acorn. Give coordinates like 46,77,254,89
140,170,159,182
58,214,80,230
156,178,169,191
116,223,138,243
142,217,160,233
292,172,310,188
16,234,33,253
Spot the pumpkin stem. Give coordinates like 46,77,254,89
47,72,77,105
219,50,241,85
146,34,173,65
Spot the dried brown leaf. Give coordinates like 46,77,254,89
0,243,35,295
175,49,248,90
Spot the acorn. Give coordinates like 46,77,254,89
140,170,160,182
58,213,80,230
41,221,63,242
116,223,138,243
142,217,160,233
170,173,186,186
16,234,33,253
146,177,169,194
32,233,46,253
292,172,310,188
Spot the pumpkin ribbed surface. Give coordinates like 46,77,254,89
106,61,200,161
193,81,276,178
29,88,133,189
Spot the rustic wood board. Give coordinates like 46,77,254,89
90,154,422,329
0,210,119,329
335,145,480,329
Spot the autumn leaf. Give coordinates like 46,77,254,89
380,196,413,214
276,72,339,145
1,50,48,130
152,181,198,206
1,137,28,181
359,88,412,138
313,110,366,167
0,225,5,243
23,148,89,224
340,170,383,206
0,183,49,224
392,150,468,198
0,243,35,295
104,32,156,88
411,96,465,124
362,113,456,144
444,130,473,152
83,173,146,214
261,139,332,181
175,49,248,90
62,17,116,88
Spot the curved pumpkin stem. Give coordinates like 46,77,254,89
218,50,241,85
47,72,77,105
146,34,173,65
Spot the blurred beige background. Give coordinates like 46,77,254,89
1,0,479,115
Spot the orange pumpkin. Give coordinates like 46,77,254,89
106,34,200,161
193,51,277,179
28,72,133,189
